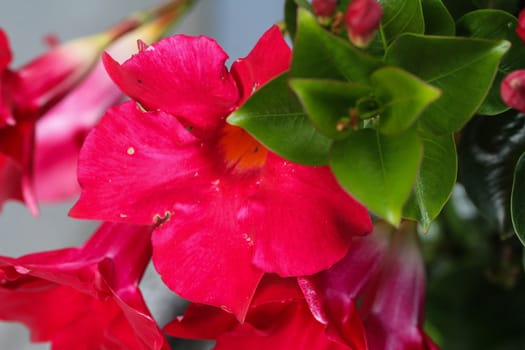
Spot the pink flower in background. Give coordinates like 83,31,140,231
501,70,525,113
0,222,168,350
344,0,382,48
312,0,339,18
299,221,438,350
0,2,187,213
70,25,372,320
516,9,525,43
165,275,354,350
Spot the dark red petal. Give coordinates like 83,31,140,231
312,0,339,17
214,303,350,350
231,25,291,104
164,303,238,340
360,222,432,350
246,153,372,276
103,34,239,134
0,154,23,212
70,101,213,225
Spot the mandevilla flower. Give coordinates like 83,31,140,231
501,69,525,113
33,9,182,203
164,275,353,350
344,0,382,48
0,222,168,350
70,25,372,320
299,221,438,350
0,0,190,213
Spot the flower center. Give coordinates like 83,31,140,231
220,124,268,172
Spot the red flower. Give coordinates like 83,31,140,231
0,222,168,350
516,9,525,43
164,275,353,350
70,26,372,320
344,0,382,48
501,69,525,113
299,221,438,350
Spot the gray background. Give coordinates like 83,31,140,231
0,1,283,348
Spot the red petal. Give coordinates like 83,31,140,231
246,153,372,276
231,26,291,104
214,303,349,350
151,186,265,321
0,154,23,212
70,101,211,224
103,34,239,135
0,222,167,349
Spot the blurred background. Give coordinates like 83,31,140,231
0,0,283,348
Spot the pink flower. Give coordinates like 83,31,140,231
501,69,525,113
344,0,382,48
299,221,438,350
0,2,187,212
164,275,354,350
70,26,372,320
0,222,168,350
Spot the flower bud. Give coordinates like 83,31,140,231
312,0,339,18
501,70,525,113
344,0,382,48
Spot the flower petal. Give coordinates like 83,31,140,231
245,153,373,276
103,34,239,134
0,222,167,350
231,25,291,104
151,184,265,321
70,101,213,224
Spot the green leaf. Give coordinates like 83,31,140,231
292,8,383,82
330,127,423,226
378,0,425,45
290,79,372,139
403,130,457,231
457,10,525,115
512,152,525,246
421,0,455,36
284,0,299,39
371,66,441,134
385,34,510,133
458,111,525,237
228,74,332,166
472,0,520,14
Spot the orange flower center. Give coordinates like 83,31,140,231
220,124,268,172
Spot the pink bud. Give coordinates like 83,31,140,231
517,9,525,43
345,0,382,48
312,0,339,18
501,70,525,113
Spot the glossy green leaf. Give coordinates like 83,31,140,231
378,0,425,45
458,111,525,237
371,67,441,134
330,127,423,226
512,152,525,246
421,0,455,36
291,8,383,82
290,79,372,139
228,74,332,166
385,34,510,133
457,10,525,115
403,130,457,231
